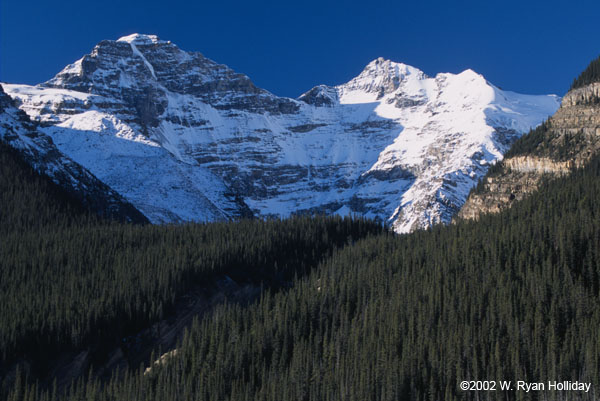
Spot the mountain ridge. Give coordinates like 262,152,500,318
2,33,560,231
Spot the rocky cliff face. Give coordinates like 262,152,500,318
503,156,573,174
458,82,600,221
0,85,147,223
458,167,549,221
3,34,560,231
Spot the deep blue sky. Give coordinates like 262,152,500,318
1,0,599,98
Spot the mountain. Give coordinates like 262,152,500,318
0,85,147,223
2,34,560,232
459,55,600,220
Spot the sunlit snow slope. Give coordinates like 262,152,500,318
0,85,147,222
2,34,560,232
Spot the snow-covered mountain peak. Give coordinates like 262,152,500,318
361,57,422,78
116,33,165,45
43,34,299,115
441,69,491,92
337,58,428,103
2,34,561,232
452,68,484,79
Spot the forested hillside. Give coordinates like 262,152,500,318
0,141,383,395
3,143,600,400
571,55,600,89
0,142,95,231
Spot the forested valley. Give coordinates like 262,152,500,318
2,124,600,401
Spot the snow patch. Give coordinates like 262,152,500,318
117,33,164,45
